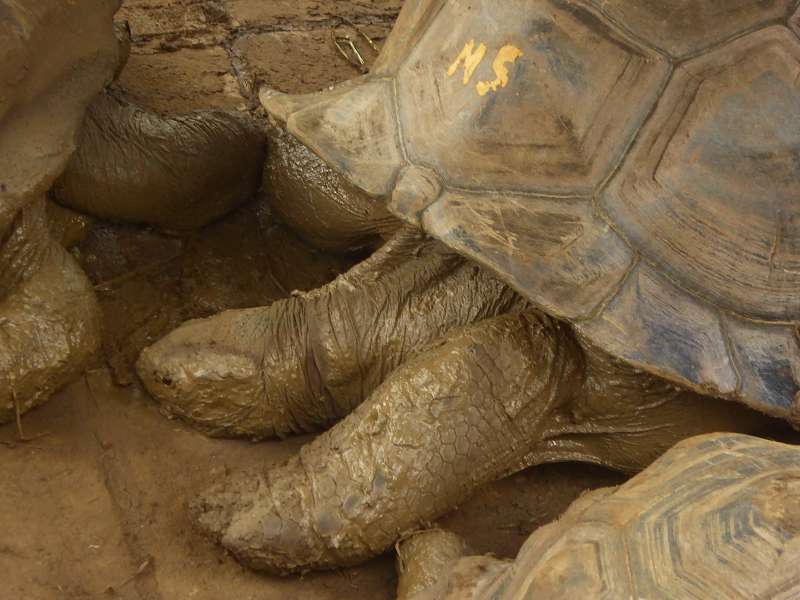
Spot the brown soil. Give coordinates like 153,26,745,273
0,1,624,598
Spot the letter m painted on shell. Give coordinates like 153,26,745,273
447,39,487,84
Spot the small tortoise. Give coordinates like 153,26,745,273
138,0,800,575
0,0,264,423
397,434,800,600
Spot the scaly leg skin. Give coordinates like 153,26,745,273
0,197,101,424
191,311,579,572
136,234,523,439
191,308,772,575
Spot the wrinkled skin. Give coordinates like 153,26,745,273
53,91,265,231
139,131,776,575
0,0,119,424
0,0,265,424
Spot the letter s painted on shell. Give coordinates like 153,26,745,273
476,45,524,97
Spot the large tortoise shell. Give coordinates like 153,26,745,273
263,0,800,422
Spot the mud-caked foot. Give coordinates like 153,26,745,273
138,238,521,440
191,313,579,574
136,303,299,439
190,476,260,546
0,242,101,423
191,459,335,574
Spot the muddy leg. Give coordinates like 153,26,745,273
190,310,771,574
137,235,523,438
396,530,470,600
396,529,506,600
52,91,265,231
191,312,581,572
263,123,398,254
0,197,101,423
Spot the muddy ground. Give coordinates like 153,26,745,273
0,1,624,598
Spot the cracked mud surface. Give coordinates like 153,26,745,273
0,1,623,598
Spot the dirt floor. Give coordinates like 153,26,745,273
0,1,625,598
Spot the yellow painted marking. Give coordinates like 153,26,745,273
476,45,524,97
447,40,487,85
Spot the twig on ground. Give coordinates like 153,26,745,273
103,557,153,596
10,392,49,444
331,15,381,74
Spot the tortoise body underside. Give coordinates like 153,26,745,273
264,0,800,421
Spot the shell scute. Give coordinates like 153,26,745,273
394,0,670,195
421,190,634,320
590,0,795,58
602,27,800,323
497,435,800,599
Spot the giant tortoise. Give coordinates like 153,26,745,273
137,0,800,575
397,434,800,600
0,0,264,424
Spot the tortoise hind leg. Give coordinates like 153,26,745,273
51,90,265,231
189,309,773,574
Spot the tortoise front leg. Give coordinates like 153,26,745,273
191,311,581,573
136,235,521,439
189,310,771,574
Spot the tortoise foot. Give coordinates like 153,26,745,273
53,92,266,231
138,235,520,440
192,460,337,575
137,305,287,440
190,313,572,574
0,241,101,424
